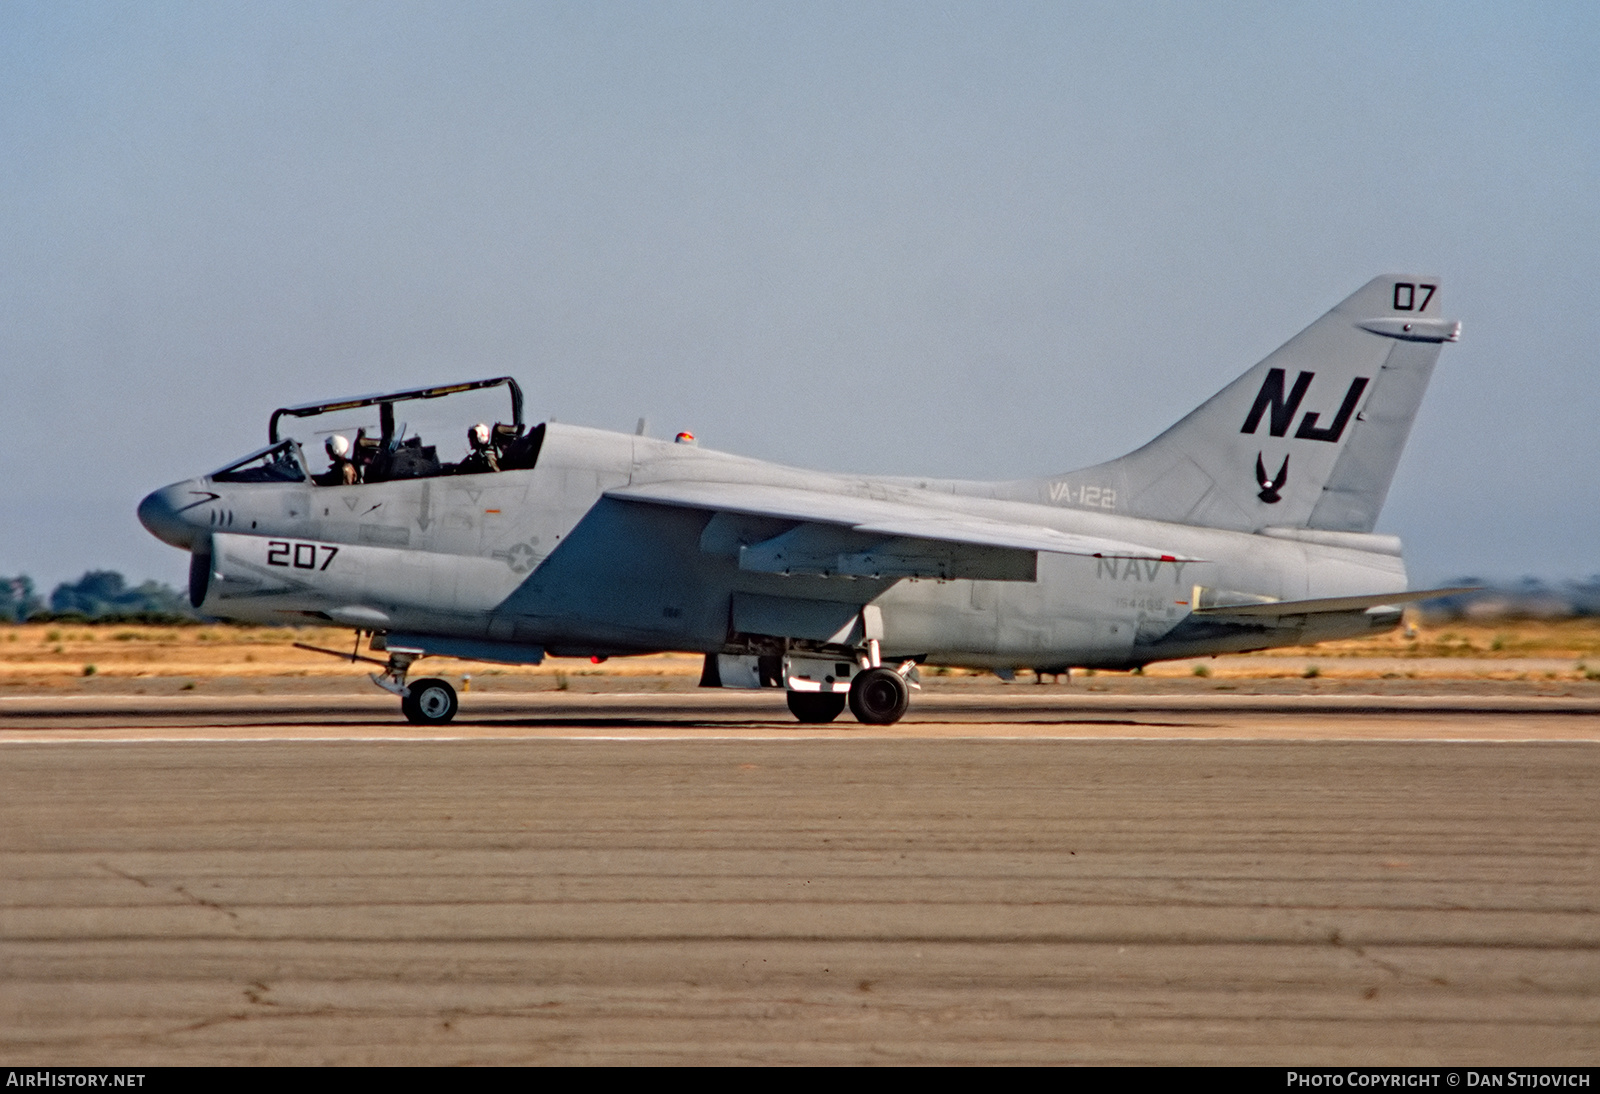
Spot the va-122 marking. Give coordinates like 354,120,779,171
1048,482,1117,508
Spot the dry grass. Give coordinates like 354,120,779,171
0,623,702,689
3,616,1599,692
1265,616,1600,660
1129,616,1600,683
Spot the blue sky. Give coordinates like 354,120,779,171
2,2,1597,588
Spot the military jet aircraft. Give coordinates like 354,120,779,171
138,275,1463,726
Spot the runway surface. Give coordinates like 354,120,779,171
2,692,1597,1064
5,689,1600,740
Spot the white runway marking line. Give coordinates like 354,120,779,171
3,733,1598,745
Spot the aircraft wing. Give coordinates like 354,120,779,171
606,480,1192,582
1191,586,1480,618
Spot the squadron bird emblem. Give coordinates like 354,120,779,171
1255,452,1288,504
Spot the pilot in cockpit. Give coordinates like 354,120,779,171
315,434,359,486
455,422,500,476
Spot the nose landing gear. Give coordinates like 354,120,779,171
293,633,461,725
367,645,458,725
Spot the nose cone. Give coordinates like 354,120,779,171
137,481,207,550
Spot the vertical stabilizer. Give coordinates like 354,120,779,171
1020,276,1457,533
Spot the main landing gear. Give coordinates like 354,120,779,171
782,640,917,726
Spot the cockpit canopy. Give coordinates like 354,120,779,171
210,441,309,484
208,376,544,486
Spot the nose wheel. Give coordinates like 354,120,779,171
402,677,459,725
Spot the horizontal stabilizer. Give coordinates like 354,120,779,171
1192,585,1480,618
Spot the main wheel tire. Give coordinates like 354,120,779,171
848,667,910,725
787,690,846,723
402,677,458,725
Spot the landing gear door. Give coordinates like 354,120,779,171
783,654,856,694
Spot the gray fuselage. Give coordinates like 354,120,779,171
140,421,1406,672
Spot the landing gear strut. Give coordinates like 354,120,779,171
367,650,415,696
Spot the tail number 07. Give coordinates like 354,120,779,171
1393,283,1436,311
267,541,339,571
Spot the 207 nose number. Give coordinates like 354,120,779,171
266,541,339,571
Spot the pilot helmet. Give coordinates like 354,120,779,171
326,434,351,458
470,422,491,448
